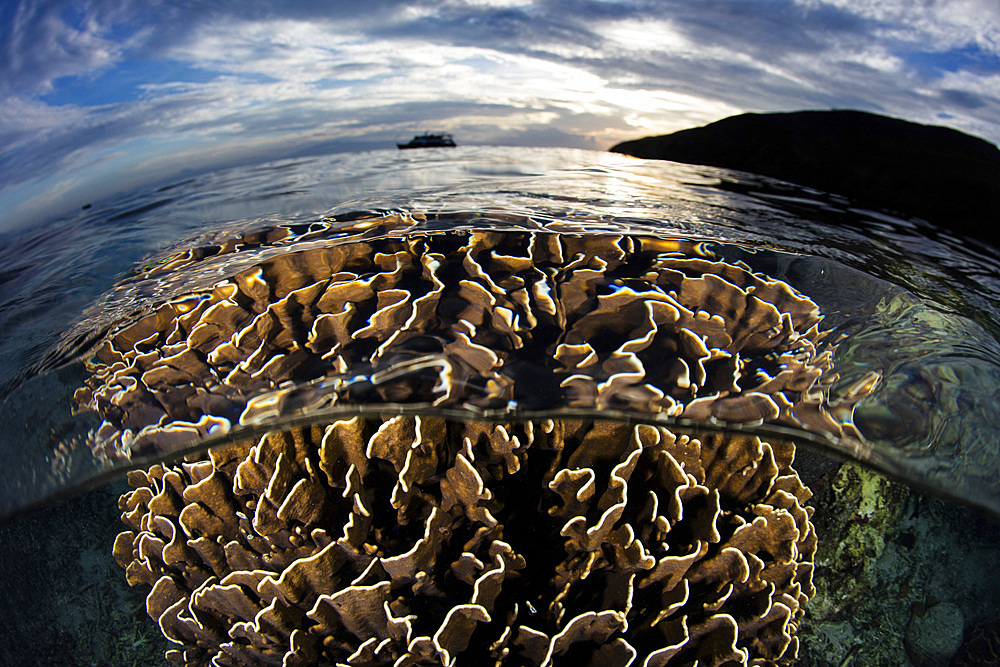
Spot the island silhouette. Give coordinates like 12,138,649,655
611,110,1000,246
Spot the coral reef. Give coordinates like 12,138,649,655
74,231,867,464
81,225,885,664
114,417,815,666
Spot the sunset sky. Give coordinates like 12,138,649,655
2,0,999,230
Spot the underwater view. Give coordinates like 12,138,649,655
2,146,1000,665
4,1,1000,666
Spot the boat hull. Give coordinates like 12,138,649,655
397,133,457,149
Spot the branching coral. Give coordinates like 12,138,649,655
115,417,814,666
86,226,877,664
76,231,862,463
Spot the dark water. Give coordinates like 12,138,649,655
1,146,999,665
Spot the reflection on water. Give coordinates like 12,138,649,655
1,147,999,665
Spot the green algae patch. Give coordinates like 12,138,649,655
829,461,909,569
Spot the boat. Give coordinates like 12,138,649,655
397,132,457,149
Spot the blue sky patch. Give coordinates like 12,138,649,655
902,44,1000,78
42,59,219,107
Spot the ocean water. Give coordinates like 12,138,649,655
1,146,998,665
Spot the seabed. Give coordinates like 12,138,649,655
2,445,998,666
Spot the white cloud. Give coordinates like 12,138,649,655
2,0,1000,232
598,18,695,55
799,0,1000,52
0,95,89,132
1,0,129,94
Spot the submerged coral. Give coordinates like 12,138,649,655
75,231,869,464
115,417,815,666
84,225,882,664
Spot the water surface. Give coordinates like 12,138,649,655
2,146,999,519
1,146,1000,666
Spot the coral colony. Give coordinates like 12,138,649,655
75,221,875,664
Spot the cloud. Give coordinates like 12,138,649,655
806,0,1000,52
1,0,999,231
0,0,139,95
941,87,987,109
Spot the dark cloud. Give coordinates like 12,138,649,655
941,88,987,109
637,0,867,53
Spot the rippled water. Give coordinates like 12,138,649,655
2,146,1000,665
3,146,1000,518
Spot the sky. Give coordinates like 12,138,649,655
1,0,999,232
